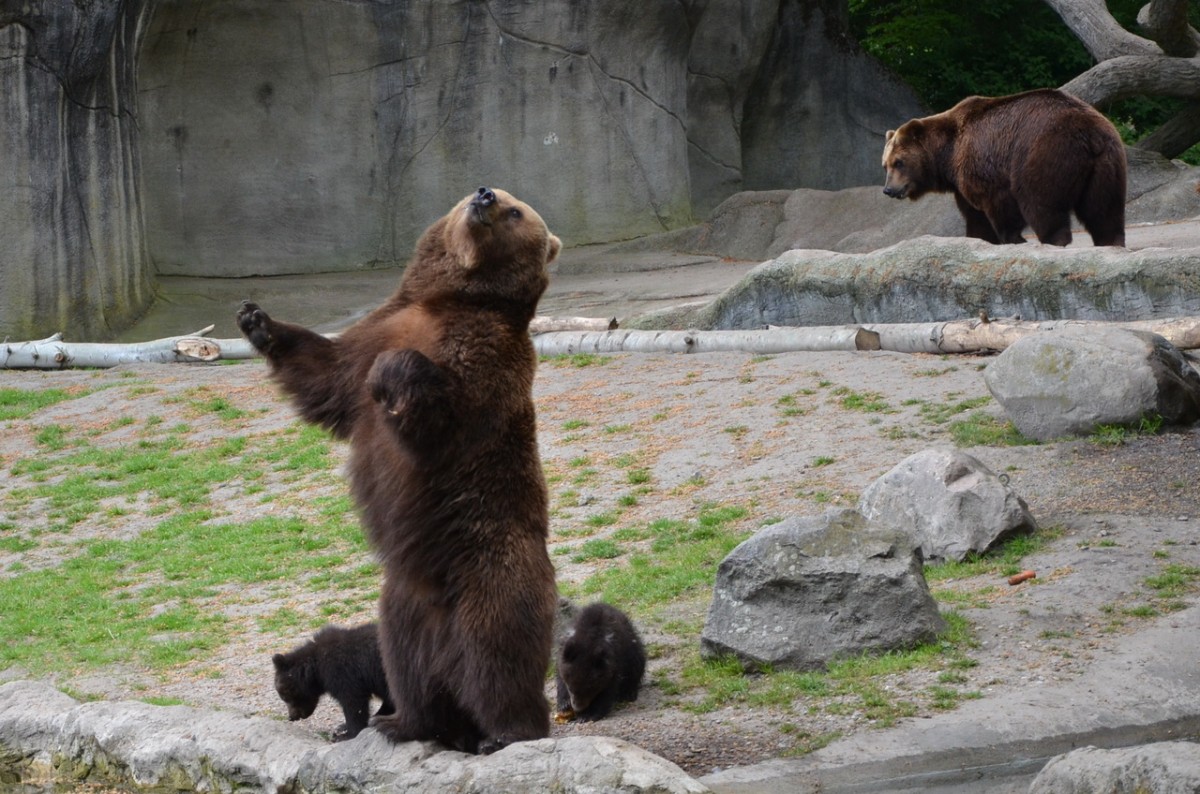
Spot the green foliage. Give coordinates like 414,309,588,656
850,0,1200,163
849,0,1092,112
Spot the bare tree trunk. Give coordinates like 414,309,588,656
1061,54,1200,105
1137,0,1199,56
1042,0,1161,58
1135,100,1200,158
1045,0,1200,153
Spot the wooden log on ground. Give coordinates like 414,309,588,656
4,316,1198,369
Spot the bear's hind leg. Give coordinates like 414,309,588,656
1025,204,1074,246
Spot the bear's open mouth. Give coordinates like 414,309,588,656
469,202,492,227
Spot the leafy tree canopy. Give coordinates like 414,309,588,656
850,0,1200,162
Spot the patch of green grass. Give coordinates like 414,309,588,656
811,456,835,467
832,387,892,413
723,425,750,438
562,419,590,431
540,353,610,368
0,388,84,420
1144,564,1200,599
678,611,975,722
627,468,652,485
927,531,1055,583
917,395,991,425
1091,413,1165,447
948,412,1035,447
572,538,623,563
574,504,751,612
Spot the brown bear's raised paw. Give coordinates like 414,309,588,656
236,300,274,352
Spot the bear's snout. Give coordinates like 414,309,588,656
883,184,905,199
469,187,497,226
473,187,496,207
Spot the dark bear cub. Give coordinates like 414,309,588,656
555,602,646,722
272,623,394,741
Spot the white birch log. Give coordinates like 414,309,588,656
5,316,1199,369
2,327,258,369
529,316,618,334
532,326,881,355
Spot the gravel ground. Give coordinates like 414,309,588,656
2,349,1198,780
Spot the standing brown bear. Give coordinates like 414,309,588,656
882,88,1126,246
237,186,561,754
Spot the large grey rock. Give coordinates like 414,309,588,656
984,327,1200,441
0,680,708,793
691,237,1200,330
1028,741,1200,793
701,509,946,671
5,0,930,340
859,449,1036,562
0,2,154,342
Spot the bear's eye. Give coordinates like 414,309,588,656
508,207,522,220
893,158,904,168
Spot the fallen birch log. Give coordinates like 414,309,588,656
852,315,1200,355
1,327,258,369
529,316,618,333
5,316,1198,369
532,326,881,355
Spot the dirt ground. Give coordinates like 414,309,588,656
2,344,1198,779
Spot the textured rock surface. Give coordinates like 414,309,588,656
133,0,922,278
701,509,945,671
0,680,708,794
1028,741,1200,793
859,448,1036,562
4,0,924,339
0,2,154,342
983,327,1200,441
691,237,1200,330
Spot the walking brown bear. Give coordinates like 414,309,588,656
238,186,561,754
882,88,1126,246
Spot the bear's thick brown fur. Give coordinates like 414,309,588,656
238,186,562,754
882,88,1126,246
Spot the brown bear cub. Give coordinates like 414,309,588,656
239,187,562,754
555,602,646,722
882,88,1126,247
272,623,394,741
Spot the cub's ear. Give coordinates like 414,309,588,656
272,653,288,669
546,234,562,264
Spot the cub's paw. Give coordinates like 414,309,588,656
236,300,274,352
367,349,443,417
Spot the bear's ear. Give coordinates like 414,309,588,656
885,129,895,143
272,653,288,670
900,120,924,141
546,233,562,264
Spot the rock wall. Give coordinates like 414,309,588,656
3,0,926,337
0,2,154,341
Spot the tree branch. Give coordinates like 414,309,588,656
1137,0,1200,57
1043,0,1161,59
1133,100,1200,158
1061,55,1200,105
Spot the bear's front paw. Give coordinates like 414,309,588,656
237,300,274,352
367,349,443,418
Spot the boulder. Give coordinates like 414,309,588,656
689,237,1200,331
701,509,945,671
1028,741,1200,793
0,680,708,794
859,449,1036,562
984,327,1200,441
